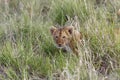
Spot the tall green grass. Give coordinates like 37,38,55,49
0,0,120,80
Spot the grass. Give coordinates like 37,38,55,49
0,0,120,80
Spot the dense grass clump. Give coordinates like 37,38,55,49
50,0,93,25
0,0,120,80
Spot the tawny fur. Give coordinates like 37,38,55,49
117,9,120,16
50,26,82,56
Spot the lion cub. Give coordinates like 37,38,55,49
50,26,82,56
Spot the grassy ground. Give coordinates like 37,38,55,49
0,0,120,80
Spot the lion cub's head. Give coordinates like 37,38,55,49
50,26,74,49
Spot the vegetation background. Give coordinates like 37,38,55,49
0,0,120,80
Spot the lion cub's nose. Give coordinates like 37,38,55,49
58,44,62,47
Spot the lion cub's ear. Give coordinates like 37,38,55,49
50,27,57,35
65,26,74,35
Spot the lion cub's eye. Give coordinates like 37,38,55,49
55,36,58,38
62,36,66,38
